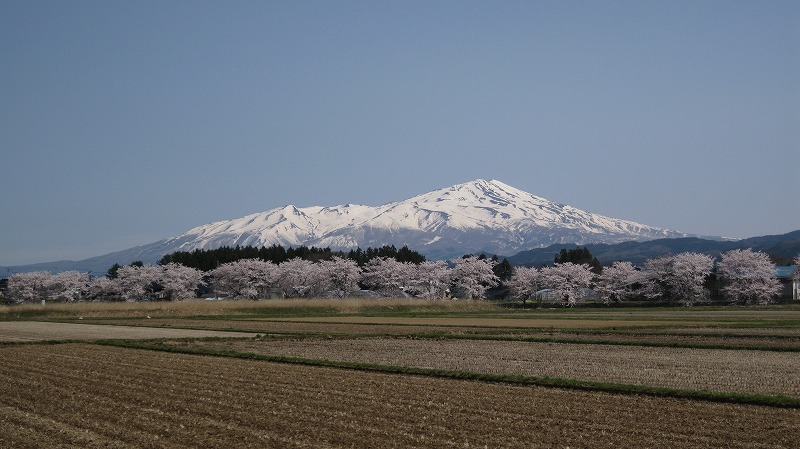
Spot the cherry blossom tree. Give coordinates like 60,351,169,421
47,271,88,302
717,249,781,305
641,255,672,300
595,261,641,304
7,271,52,303
116,264,161,301
86,276,121,301
793,254,800,300
451,256,498,299
407,260,452,299
211,259,278,299
671,252,714,305
793,254,800,281
361,257,413,296
643,253,714,306
276,258,327,298
539,262,594,307
319,256,362,298
7,271,90,303
506,266,540,303
158,263,204,300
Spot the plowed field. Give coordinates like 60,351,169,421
90,317,800,349
0,321,257,342
178,337,800,397
268,315,716,328
1,344,797,448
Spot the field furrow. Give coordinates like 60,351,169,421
182,337,800,397
1,343,797,448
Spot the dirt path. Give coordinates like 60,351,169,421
0,321,257,342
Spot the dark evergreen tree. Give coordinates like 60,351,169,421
106,263,123,279
347,247,368,266
554,247,602,274
493,258,513,280
396,245,426,264
159,244,336,271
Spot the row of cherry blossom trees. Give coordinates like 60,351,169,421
5,250,797,305
4,256,499,304
5,263,205,304
210,256,499,300
508,249,797,306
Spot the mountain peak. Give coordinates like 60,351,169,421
7,179,695,272
157,179,690,261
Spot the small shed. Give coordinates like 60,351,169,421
775,266,799,300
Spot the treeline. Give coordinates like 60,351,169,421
554,247,602,274
157,244,426,272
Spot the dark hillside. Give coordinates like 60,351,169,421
508,230,800,267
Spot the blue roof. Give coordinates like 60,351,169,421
775,266,799,278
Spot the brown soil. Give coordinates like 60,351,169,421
0,344,797,448
534,330,800,349
184,338,800,397
0,321,257,342
267,315,721,328
87,318,800,350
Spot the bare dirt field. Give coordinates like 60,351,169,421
267,315,725,328
89,317,512,336
180,337,800,398
0,321,257,342
2,300,798,447
88,317,800,349
1,343,797,449
524,309,800,321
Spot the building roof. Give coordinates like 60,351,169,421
775,266,799,279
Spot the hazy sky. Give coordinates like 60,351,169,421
2,0,798,266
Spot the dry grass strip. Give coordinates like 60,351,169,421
0,298,499,319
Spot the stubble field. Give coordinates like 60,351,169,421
1,299,799,448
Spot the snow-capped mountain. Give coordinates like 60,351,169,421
4,179,693,273
143,179,689,261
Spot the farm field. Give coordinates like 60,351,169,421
65,317,800,350
179,337,800,397
0,321,258,342
1,299,799,447
1,343,798,449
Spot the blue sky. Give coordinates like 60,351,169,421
1,0,798,266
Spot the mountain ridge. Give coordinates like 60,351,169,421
3,179,707,274
507,230,800,267
157,179,691,261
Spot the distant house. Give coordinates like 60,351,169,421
775,266,799,300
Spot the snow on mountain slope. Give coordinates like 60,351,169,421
156,179,689,261
3,179,693,273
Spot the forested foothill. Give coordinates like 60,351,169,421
2,243,798,307
156,244,426,271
